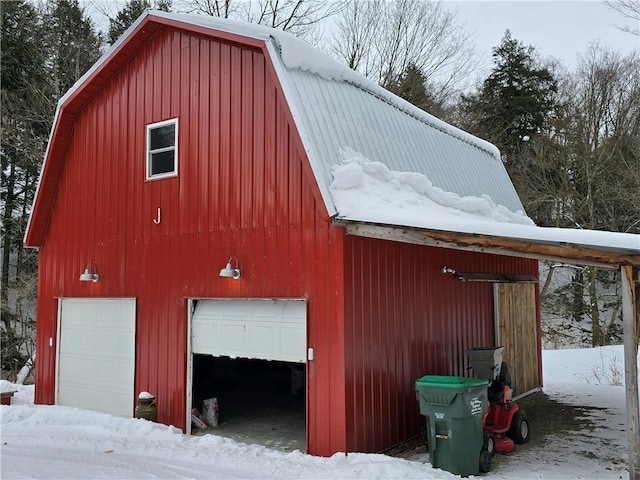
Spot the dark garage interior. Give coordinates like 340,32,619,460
191,355,306,452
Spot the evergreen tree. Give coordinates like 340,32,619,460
42,0,104,97
1,0,49,378
108,0,171,45
462,30,558,167
385,63,447,119
1,0,103,380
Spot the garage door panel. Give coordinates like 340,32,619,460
221,324,245,350
61,327,94,354
58,299,136,417
58,355,87,382
280,327,306,356
98,391,115,412
61,384,91,407
247,326,277,352
192,299,306,362
97,359,121,384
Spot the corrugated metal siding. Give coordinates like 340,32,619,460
343,236,539,453
33,28,346,456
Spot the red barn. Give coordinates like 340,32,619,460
25,12,543,456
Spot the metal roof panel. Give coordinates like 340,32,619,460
278,68,525,214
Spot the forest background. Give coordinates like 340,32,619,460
2,0,639,381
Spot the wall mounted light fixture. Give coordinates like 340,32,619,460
219,257,241,280
79,264,100,283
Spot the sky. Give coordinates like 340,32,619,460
0,345,631,479
85,0,639,75
448,0,639,73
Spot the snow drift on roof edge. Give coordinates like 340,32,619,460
330,148,533,226
331,149,640,254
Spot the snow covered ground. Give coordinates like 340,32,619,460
1,346,633,479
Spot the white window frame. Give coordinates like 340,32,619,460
146,118,178,180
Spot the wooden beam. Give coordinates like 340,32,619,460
344,222,640,268
623,266,640,480
452,272,538,283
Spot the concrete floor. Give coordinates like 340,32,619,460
193,391,306,452
191,357,306,453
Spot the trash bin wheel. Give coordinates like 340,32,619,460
479,450,493,473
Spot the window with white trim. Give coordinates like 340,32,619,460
146,118,178,179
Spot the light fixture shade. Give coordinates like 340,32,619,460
219,262,240,280
79,267,99,282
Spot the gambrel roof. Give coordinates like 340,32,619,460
24,11,639,267
24,10,523,246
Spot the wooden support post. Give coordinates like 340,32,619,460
623,265,640,480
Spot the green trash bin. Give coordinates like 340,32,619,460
415,375,489,477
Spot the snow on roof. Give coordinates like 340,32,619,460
331,148,532,224
330,150,640,256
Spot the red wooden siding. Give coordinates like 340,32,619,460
33,27,346,456
343,236,539,453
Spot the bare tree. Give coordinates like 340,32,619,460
606,0,640,35
2,0,103,381
569,46,640,233
184,0,344,43
245,0,337,31
331,0,477,101
553,46,640,346
331,0,381,74
188,0,237,17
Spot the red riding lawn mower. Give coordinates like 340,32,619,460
466,347,530,472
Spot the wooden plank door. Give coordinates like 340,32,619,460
496,283,539,398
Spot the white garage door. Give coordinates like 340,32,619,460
57,298,136,417
192,299,306,363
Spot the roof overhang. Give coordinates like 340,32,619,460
342,220,640,269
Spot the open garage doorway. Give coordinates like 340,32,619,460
187,299,307,452
190,355,306,452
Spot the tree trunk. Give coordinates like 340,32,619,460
588,267,603,346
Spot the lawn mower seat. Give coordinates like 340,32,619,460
498,361,511,386
488,361,512,403
488,380,506,402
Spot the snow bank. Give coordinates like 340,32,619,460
1,379,16,393
0,380,32,405
1,404,452,479
543,344,627,386
1,346,633,479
